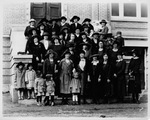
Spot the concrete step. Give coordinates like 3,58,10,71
3,61,11,69
3,69,11,76
3,76,11,84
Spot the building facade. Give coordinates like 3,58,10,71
2,2,148,92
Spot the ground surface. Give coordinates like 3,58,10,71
2,93,147,118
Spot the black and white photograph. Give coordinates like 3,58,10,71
2,0,149,119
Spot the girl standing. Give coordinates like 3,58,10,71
70,71,81,105
14,62,26,100
25,63,36,99
35,71,45,106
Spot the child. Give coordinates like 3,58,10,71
35,70,45,106
44,74,55,106
14,62,26,100
114,31,124,51
25,63,36,99
70,70,81,105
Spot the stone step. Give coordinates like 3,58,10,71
3,61,11,69
3,47,12,54
3,37,11,47
3,69,11,76
3,76,11,84
3,54,12,62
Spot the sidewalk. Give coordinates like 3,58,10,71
3,89,147,117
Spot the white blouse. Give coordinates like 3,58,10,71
79,58,86,71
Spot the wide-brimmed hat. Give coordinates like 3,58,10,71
70,16,80,22
60,16,67,21
42,32,50,37
60,26,70,32
100,19,107,24
116,31,122,35
82,18,91,23
38,18,49,24
45,49,58,58
106,33,113,38
66,42,75,48
79,43,91,48
79,50,85,55
49,18,59,23
32,34,39,39
113,41,119,45
16,62,25,68
29,28,37,34
92,32,99,37
27,63,33,69
80,32,87,36
90,54,100,58
29,19,36,23
117,51,124,56
82,24,89,29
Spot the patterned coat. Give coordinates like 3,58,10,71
70,78,81,93
25,69,36,89
59,58,74,94
14,69,26,89
35,78,45,95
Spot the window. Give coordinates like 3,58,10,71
111,3,119,16
124,3,136,17
141,3,147,17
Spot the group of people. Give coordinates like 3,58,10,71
14,16,141,106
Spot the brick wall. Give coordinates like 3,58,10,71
3,3,29,35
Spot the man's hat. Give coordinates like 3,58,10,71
106,33,113,38
29,19,36,23
60,16,67,21
82,18,91,23
100,19,107,24
70,16,80,22
16,62,25,68
80,32,87,36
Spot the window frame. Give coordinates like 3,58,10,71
110,3,148,22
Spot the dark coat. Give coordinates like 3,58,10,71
128,58,141,93
24,26,35,37
70,23,82,33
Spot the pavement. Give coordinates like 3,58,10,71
2,90,148,118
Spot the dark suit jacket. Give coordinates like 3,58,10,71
70,23,82,33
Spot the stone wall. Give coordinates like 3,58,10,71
3,2,30,35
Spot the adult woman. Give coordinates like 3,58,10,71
40,32,53,56
91,32,99,54
98,41,105,62
59,52,74,104
43,49,58,95
99,19,109,40
89,54,101,104
51,36,65,61
100,53,112,103
82,18,94,33
128,50,141,103
59,16,70,32
114,52,126,103
29,35,45,71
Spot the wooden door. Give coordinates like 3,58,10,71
31,3,46,24
46,3,61,20
31,3,61,24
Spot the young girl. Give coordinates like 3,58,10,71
25,63,36,99
70,71,81,105
35,70,45,106
14,62,26,100
44,74,55,106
